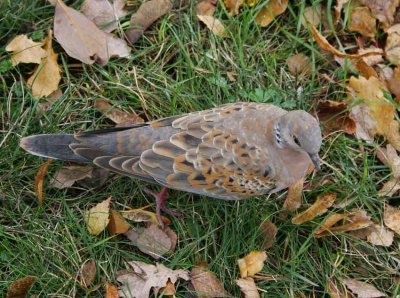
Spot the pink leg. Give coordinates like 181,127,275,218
144,187,182,226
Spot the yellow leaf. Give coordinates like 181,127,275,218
197,15,227,37
237,251,267,278
34,159,52,206
105,282,119,298
27,30,61,98
255,0,288,27
84,197,111,235
5,35,46,66
292,193,336,225
107,209,130,235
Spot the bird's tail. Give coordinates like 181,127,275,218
20,134,89,163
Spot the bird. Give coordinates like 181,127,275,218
20,102,322,224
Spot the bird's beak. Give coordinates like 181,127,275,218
308,153,321,171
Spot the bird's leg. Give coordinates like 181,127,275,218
144,187,182,226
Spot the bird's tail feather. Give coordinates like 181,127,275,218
20,134,89,163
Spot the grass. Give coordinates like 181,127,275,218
1,0,399,297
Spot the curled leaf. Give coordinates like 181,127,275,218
108,209,130,235
34,159,53,206
237,251,267,278
292,193,336,225
283,177,304,211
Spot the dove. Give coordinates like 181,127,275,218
20,102,322,222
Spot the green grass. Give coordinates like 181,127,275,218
1,0,399,297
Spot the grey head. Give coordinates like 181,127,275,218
274,110,322,170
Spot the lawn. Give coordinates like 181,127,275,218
1,0,399,297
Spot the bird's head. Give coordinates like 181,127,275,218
274,110,322,170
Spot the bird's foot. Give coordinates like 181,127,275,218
144,187,182,227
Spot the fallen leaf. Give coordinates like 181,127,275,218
315,213,350,235
342,278,385,298
116,261,190,298
366,224,394,246
301,4,322,27
237,251,267,278
105,282,119,298
287,53,312,76
386,66,400,100
348,75,400,151
84,197,111,235
358,47,384,66
283,177,304,211
235,278,260,298
359,0,399,27
81,0,128,32
5,35,46,66
191,265,228,297
6,276,37,298
49,165,95,189
383,204,400,235
377,144,400,197
292,193,336,225
125,0,173,44
327,278,348,298
225,0,244,15
34,159,52,206
197,0,217,16
159,280,176,296
54,0,130,65
108,209,130,235
259,220,277,249
255,0,288,27
27,30,61,98
348,6,377,38
197,15,227,37
94,100,145,125
121,208,170,226
81,259,96,287
124,224,176,259
315,100,356,135
385,24,400,64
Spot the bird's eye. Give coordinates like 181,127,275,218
293,136,301,146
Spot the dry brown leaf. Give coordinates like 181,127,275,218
84,197,111,235
225,0,243,15
315,100,356,135
342,278,385,298
197,0,217,16
116,261,190,298
235,278,260,298
348,75,400,150
283,177,304,212
94,100,145,125
125,0,173,44
107,209,130,235
259,220,277,249
327,278,348,298
34,159,52,206
385,24,400,64
6,276,37,298
197,15,227,37
377,144,400,196
159,280,176,296
349,6,377,38
292,193,336,225
191,265,228,297
237,251,267,278
124,224,176,259
5,35,46,66
49,165,95,189
301,4,322,27
121,208,170,226
287,53,312,76
255,0,288,27
358,47,384,66
81,0,128,33
384,204,400,235
366,224,394,246
359,0,399,27
27,30,61,98
105,282,119,298
54,0,130,65
334,0,350,24
315,213,350,236
386,66,400,100
81,259,96,287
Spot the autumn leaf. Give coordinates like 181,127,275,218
300,4,321,27
377,144,400,197
383,204,400,235
286,53,312,77
292,193,336,225
366,224,394,247
255,0,288,27
27,30,61,98
342,278,385,298
49,165,97,189
116,261,190,298
225,0,244,16
197,0,217,16
237,251,267,278
5,35,46,66
121,208,170,226
386,65,400,100
94,100,145,125
80,259,96,287
34,159,52,206
84,197,111,235
197,15,227,37
105,282,119,298
6,276,37,298
81,0,128,33
385,24,400,64
125,0,173,44
283,177,304,212
259,219,277,249
359,0,399,27
191,264,229,297
107,209,130,235
315,100,356,135
348,6,377,38
235,278,260,298
327,278,348,298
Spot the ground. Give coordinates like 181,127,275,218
0,0,399,297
